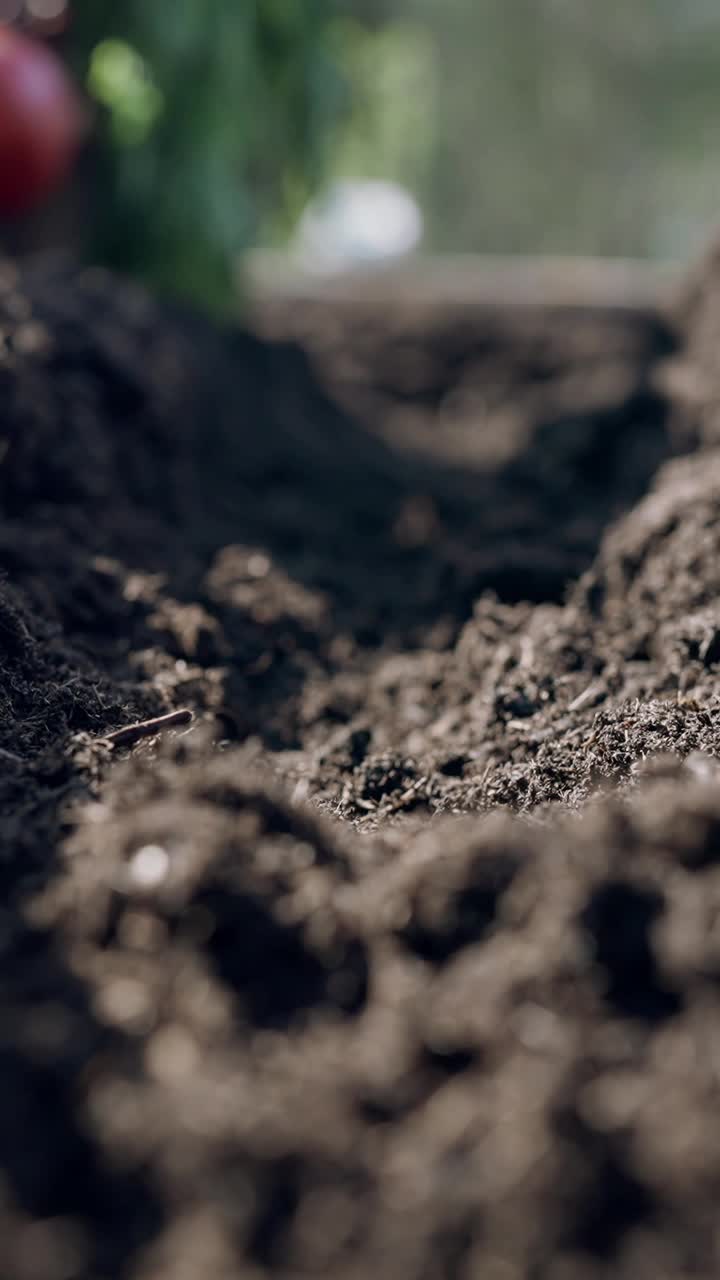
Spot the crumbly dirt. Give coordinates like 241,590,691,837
2,245,720,1278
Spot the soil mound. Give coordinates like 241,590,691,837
2,248,720,1277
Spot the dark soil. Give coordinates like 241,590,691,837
2,245,720,1278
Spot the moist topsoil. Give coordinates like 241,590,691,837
2,247,720,1278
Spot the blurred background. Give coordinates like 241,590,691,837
4,0,720,310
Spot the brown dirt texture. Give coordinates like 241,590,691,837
1,245,720,1278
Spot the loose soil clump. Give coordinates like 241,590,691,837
2,246,720,1277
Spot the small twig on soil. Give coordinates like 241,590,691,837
100,708,193,749
567,681,606,713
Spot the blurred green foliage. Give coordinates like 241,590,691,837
69,0,349,312
324,0,720,264
399,0,720,262
326,17,436,191
65,0,720,310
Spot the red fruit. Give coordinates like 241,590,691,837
0,25,85,217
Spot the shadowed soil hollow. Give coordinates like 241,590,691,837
2,247,720,1278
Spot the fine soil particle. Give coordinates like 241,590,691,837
2,245,720,1277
